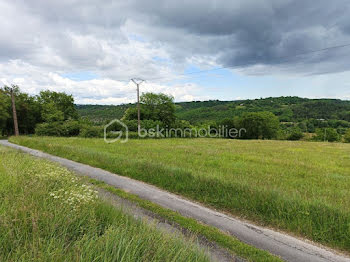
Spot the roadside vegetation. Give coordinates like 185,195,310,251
10,136,350,252
88,178,282,262
0,145,211,262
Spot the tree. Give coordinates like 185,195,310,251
344,129,350,143
0,91,10,135
314,128,340,142
0,86,79,135
123,92,176,126
287,127,304,141
37,90,78,121
41,103,65,122
239,111,280,139
1,85,42,135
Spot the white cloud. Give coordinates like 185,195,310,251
0,60,206,104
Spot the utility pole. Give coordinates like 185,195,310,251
10,87,19,136
131,78,144,135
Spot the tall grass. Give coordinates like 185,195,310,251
0,146,210,262
10,136,350,251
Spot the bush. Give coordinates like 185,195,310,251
337,127,347,135
124,120,138,132
287,128,304,141
79,126,103,138
276,129,288,140
314,128,340,142
62,120,81,136
173,119,192,129
35,121,82,137
239,111,280,139
35,122,64,136
307,122,315,133
141,120,164,130
344,129,350,143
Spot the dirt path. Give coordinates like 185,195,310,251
1,140,349,262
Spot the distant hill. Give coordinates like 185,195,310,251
76,104,133,123
76,96,350,125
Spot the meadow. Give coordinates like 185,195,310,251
0,145,210,261
10,136,350,252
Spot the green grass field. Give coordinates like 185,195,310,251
0,145,210,262
10,136,350,252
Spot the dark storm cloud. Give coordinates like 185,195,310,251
129,0,350,73
1,0,350,75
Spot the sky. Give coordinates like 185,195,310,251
1,0,350,104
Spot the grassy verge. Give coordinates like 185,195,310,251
88,178,282,262
0,146,210,262
9,136,350,251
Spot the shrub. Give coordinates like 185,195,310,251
124,120,138,132
35,122,64,136
239,111,280,139
141,120,164,130
35,121,82,137
287,128,304,141
62,120,81,136
314,128,340,142
79,126,103,138
307,122,315,133
173,119,192,129
344,129,350,143
276,129,288,140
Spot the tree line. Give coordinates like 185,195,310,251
1,85,350,142
0,86,78,136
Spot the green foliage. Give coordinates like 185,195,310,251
239,111,280,139
38,90,78,120
78,96,350,141
287,127,304,141
76,104,131,123
1,85,42,135
314,128,340,142
41,102,65,122
0,91,9,134
173,119,192,129
79,125,103,138
307,122,315,133
344,129,350,143
123,92,176,126
35,120,81,137
35,122,65,136
218,118,237,129
62,120,81,136
0,146,209,262
0,86,79,135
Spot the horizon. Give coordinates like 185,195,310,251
74,95,350,106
